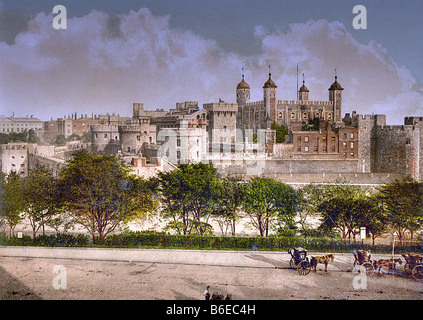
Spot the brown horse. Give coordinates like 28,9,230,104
310,254,335,272
373,258,402,276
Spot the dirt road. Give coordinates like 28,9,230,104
0,247,422,300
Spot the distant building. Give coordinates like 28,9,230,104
0,116,43,134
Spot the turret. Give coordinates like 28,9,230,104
298,80,309,101
263,71,277,119
236,74,250,106
328,75,343,122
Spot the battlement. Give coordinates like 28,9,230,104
377,124,417,133
277,100,333,106
204,102,238,112
405,116,423,125
91,124,118,132
243,101,264,108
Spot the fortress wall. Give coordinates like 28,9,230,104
226,172,405,186
217,158,359,175
373,125,420,180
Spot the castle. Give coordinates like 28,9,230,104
86,70,423,183
1,71,422,184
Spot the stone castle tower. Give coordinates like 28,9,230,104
328,76,343,123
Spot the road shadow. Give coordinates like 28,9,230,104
244,253,288,269
0,265,41,300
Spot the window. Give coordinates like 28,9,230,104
350,133,354,139
278,112,283,119
351,153,355,157
350,142,354,149
104,133,108,138
304,136,309,142
297,146,301,152
291,113,295,120
304,146,309,152
177,139,181,147
136,135,140,141
332,146,336,152
297,136,301,142
331,136,336,142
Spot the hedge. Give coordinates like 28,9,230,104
1,231,422,254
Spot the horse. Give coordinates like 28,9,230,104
373,258,402,276
310,254,335,272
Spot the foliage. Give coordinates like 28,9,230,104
243,178,301,237
271,122,289,143
376,178,423,244
22,165,62,238
0,129,39,144
3,231,420,254
157,163,220,236
57,150,157,243
0,171,25,236
211,176,246,236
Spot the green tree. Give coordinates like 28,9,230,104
243,177,300,237
0,172,25,236
377,178,423,244
212,176,246,236
57,150,156,243
158,163,220,236
271,122,288,143
51,134,67,146
21,165,61,238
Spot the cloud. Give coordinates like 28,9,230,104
251,20,423,124
0,9,421,124
0,8,243,118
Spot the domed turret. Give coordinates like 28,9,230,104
263,72,277,88
328,76,344,122
237,75,250,90
236,74,250,105
298,80,309,101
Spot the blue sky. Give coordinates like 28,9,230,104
0,0,422,123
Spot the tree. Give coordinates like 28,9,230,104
377,178,423,244
22,165,61,238
212,176,246,236
271,122,288,143
57,150,156,243
0,172,25,236
158,163,220,236
243,178,300,237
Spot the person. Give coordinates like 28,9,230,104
203,286,210,300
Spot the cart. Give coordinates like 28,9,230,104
288,247,311,275
402,254,423,281
352,249,375,275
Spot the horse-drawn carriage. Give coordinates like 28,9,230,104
402,253,423,281
352,249,375,275
288,247,312,275
288,247,336,275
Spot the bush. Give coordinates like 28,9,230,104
1,231,422,254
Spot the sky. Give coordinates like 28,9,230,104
0,0,422,124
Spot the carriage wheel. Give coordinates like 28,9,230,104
289,258,297,269
297,260,311,275
361,262,375,276
411,265,423,281
404,263,413,274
